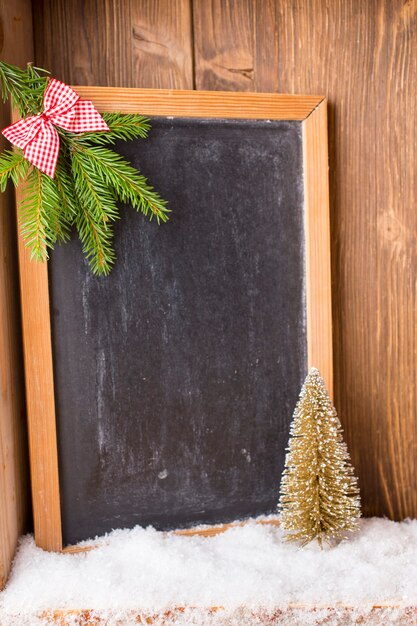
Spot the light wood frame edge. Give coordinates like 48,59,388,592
73,87,323,120
302,101,333,395
15,88,331,552
14,188,63,552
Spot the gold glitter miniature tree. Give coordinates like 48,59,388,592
279,367,361,546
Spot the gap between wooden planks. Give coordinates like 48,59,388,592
62,517,281,554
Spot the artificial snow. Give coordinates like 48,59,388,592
1,516,417,625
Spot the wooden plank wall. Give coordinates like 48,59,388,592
0,0,32,588
32,0,417,520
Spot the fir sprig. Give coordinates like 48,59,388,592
74,191,116,276
70,143,168,223
81,113,151,145
54,159,78,223
0,150,30,191
19,168,68,260
0,61,169,275
0,62,49,117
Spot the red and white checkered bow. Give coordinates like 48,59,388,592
2,78,109,178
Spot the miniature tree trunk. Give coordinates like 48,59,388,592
279,367,361,546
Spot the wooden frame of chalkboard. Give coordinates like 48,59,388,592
15,88,332,552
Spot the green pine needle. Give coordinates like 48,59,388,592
54,159,78,223
0,61,169,275
75,204,116,276
70,143,169,223
19,168,69,260
103,112,151,142
75,113,151,145
73,182,117,276
71,150,120,224
0,150,30,191
71,150,120,275
0,61,48,117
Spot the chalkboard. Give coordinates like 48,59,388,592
18,89,331,550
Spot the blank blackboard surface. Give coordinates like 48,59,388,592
48,117,307,545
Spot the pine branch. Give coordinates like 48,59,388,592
71,150,120,274
70,143,169,223
71,150,120,224
54,158,78,224
0,149,30,191
74,196,116,276
0,61,48,117
70,113,151,146
103,112,151,142
19,168,68,260
0,62,169,275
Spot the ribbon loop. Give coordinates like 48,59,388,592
2,78,109,178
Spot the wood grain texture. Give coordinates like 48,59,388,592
0,0,32,589
193,0,417,520
33,0,193,89
13,181,62,552
303,102,333,395
129,0,194,89
193,0,255,91
74,86,323,118
193,0,280,93
33,0,133,86
32,0,417,519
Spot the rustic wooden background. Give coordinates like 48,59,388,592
1,0,417,584
0,0,31,588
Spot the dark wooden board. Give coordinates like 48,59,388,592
48,117,307,545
